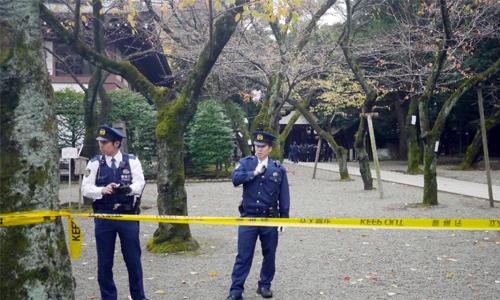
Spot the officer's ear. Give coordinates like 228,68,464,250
113,140,122,148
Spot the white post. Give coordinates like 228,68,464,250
477,84,494,207
312,137,322,179
78,175,82,210
366,114,384,199
68,159,71,208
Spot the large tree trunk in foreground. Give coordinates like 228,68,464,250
0,0,74,298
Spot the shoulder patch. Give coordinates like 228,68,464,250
84,168,91,177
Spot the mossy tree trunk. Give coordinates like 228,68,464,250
406,98,423,174
353,116,373,189
0,0,75,298
287,98,351,180
458,106,500,170
223,97,252,157
422,139,438,205
147,2,246,253
339,0,378,190
81,0,109,158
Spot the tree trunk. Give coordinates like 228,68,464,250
149,108,198,252
98,80,112,124
394,96,408,159
222,98,251,157
406,98,422,174
80,70,102,158
81,1,108,158
0,1,74,298
339,0,377,189
422,141,438,205
354,118,373,189
148,2,246,253
458,106,500,170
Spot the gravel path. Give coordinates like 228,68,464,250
343,160,500,186
62,163,500,300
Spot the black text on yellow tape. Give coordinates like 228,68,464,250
75,213,500,231
68,217,82,260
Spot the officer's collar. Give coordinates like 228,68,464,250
255,156,269,165
104,151,122,162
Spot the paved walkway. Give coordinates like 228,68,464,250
296,161,500,201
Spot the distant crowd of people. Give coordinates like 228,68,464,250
287,141,334,163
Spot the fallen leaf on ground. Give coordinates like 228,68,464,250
154,290,166,294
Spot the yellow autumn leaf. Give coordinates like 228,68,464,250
234,13,241,22
80,15,88,23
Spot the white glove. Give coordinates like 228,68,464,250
254,162,266,176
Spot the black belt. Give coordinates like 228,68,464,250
242,207,278,217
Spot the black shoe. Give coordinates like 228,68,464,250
256,287,273,298
225,295,243,300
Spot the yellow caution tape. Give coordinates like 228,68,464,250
68,217,82,260
2,210,500,261
1,210,499,230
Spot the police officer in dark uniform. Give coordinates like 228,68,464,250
226,126,290,300
82,125,147,300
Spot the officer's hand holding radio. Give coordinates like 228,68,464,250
101,183,118,195
113,184,132,195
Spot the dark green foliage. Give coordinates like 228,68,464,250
186,100,235,171
54,89,85,148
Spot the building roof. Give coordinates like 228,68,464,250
279,111,311,125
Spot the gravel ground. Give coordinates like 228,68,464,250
61,163,500,300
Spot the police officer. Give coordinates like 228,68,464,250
82,125,147,300
226,126,290,300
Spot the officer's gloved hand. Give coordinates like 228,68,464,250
254,162,266,176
